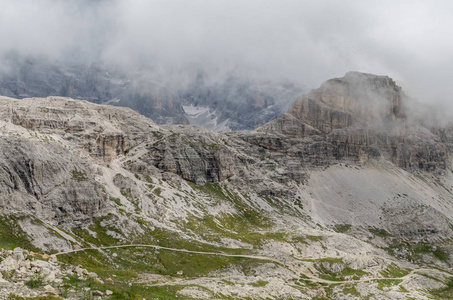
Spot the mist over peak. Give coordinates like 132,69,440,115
1,0,453,105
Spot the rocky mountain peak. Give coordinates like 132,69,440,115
316,71,404,119
286,72,406,134
258,72,447,172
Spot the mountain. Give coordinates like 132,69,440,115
180,73,303,131
0,72,452,299
0,55,303,131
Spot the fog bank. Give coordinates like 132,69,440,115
1,0,453,104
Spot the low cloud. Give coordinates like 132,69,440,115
1,0,453,105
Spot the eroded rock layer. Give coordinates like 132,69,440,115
259,72,448,173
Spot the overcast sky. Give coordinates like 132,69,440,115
1,0,453,103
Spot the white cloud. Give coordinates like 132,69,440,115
1,0,453,103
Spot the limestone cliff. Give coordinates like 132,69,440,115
259,72,448,173
0,137,106,221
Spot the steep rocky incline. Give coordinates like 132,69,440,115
0,137,106,220
0,96,159,224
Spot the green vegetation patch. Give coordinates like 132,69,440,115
250,280,268,287
58,250,136,281
120,188,140,212
116,285,194,300
399,285,409,293
71,214,123,247
340,285,360,296
314,258,367,281
152,250,248,277
109,197,122,206
25,273,44,288
58,271,191,300
154,187,162,197
292,235,324,244
190,182,228,200
332,224,351,233
58,246,274,283
377,279,403,290
71,170,88,182
183,213,284,248
134,227,246,255
368,227,392,238
380,264,409,278
386,241,450,263
429,277,453,299
183,183,284,247
8,295,62,300
0,215,40,251
110,284,217,300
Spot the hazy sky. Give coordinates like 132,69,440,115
1,0,453,103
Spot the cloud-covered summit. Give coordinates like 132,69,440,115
1,0,453,104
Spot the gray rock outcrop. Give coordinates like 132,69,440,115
258,72,448,172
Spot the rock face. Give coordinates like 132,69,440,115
0,96,157,223
120,73,451,198
258,72,448,173
135,127,237,185
0,96,152,161
291,72,405,128
0,137,106,220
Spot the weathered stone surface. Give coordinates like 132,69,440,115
43,284,58,295
288,97,354,133
257,113,321,138
0,137,107,220
1,257,18,271
0,96,153,161
135,127,237,184
92,290,104,296
13,248,24,261
257,72,448,173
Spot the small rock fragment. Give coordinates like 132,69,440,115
92,290,104,296
13,248,24,261
43,284,58,295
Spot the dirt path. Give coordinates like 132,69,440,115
54,244,450,285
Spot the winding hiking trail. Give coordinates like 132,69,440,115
54,244,451,285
